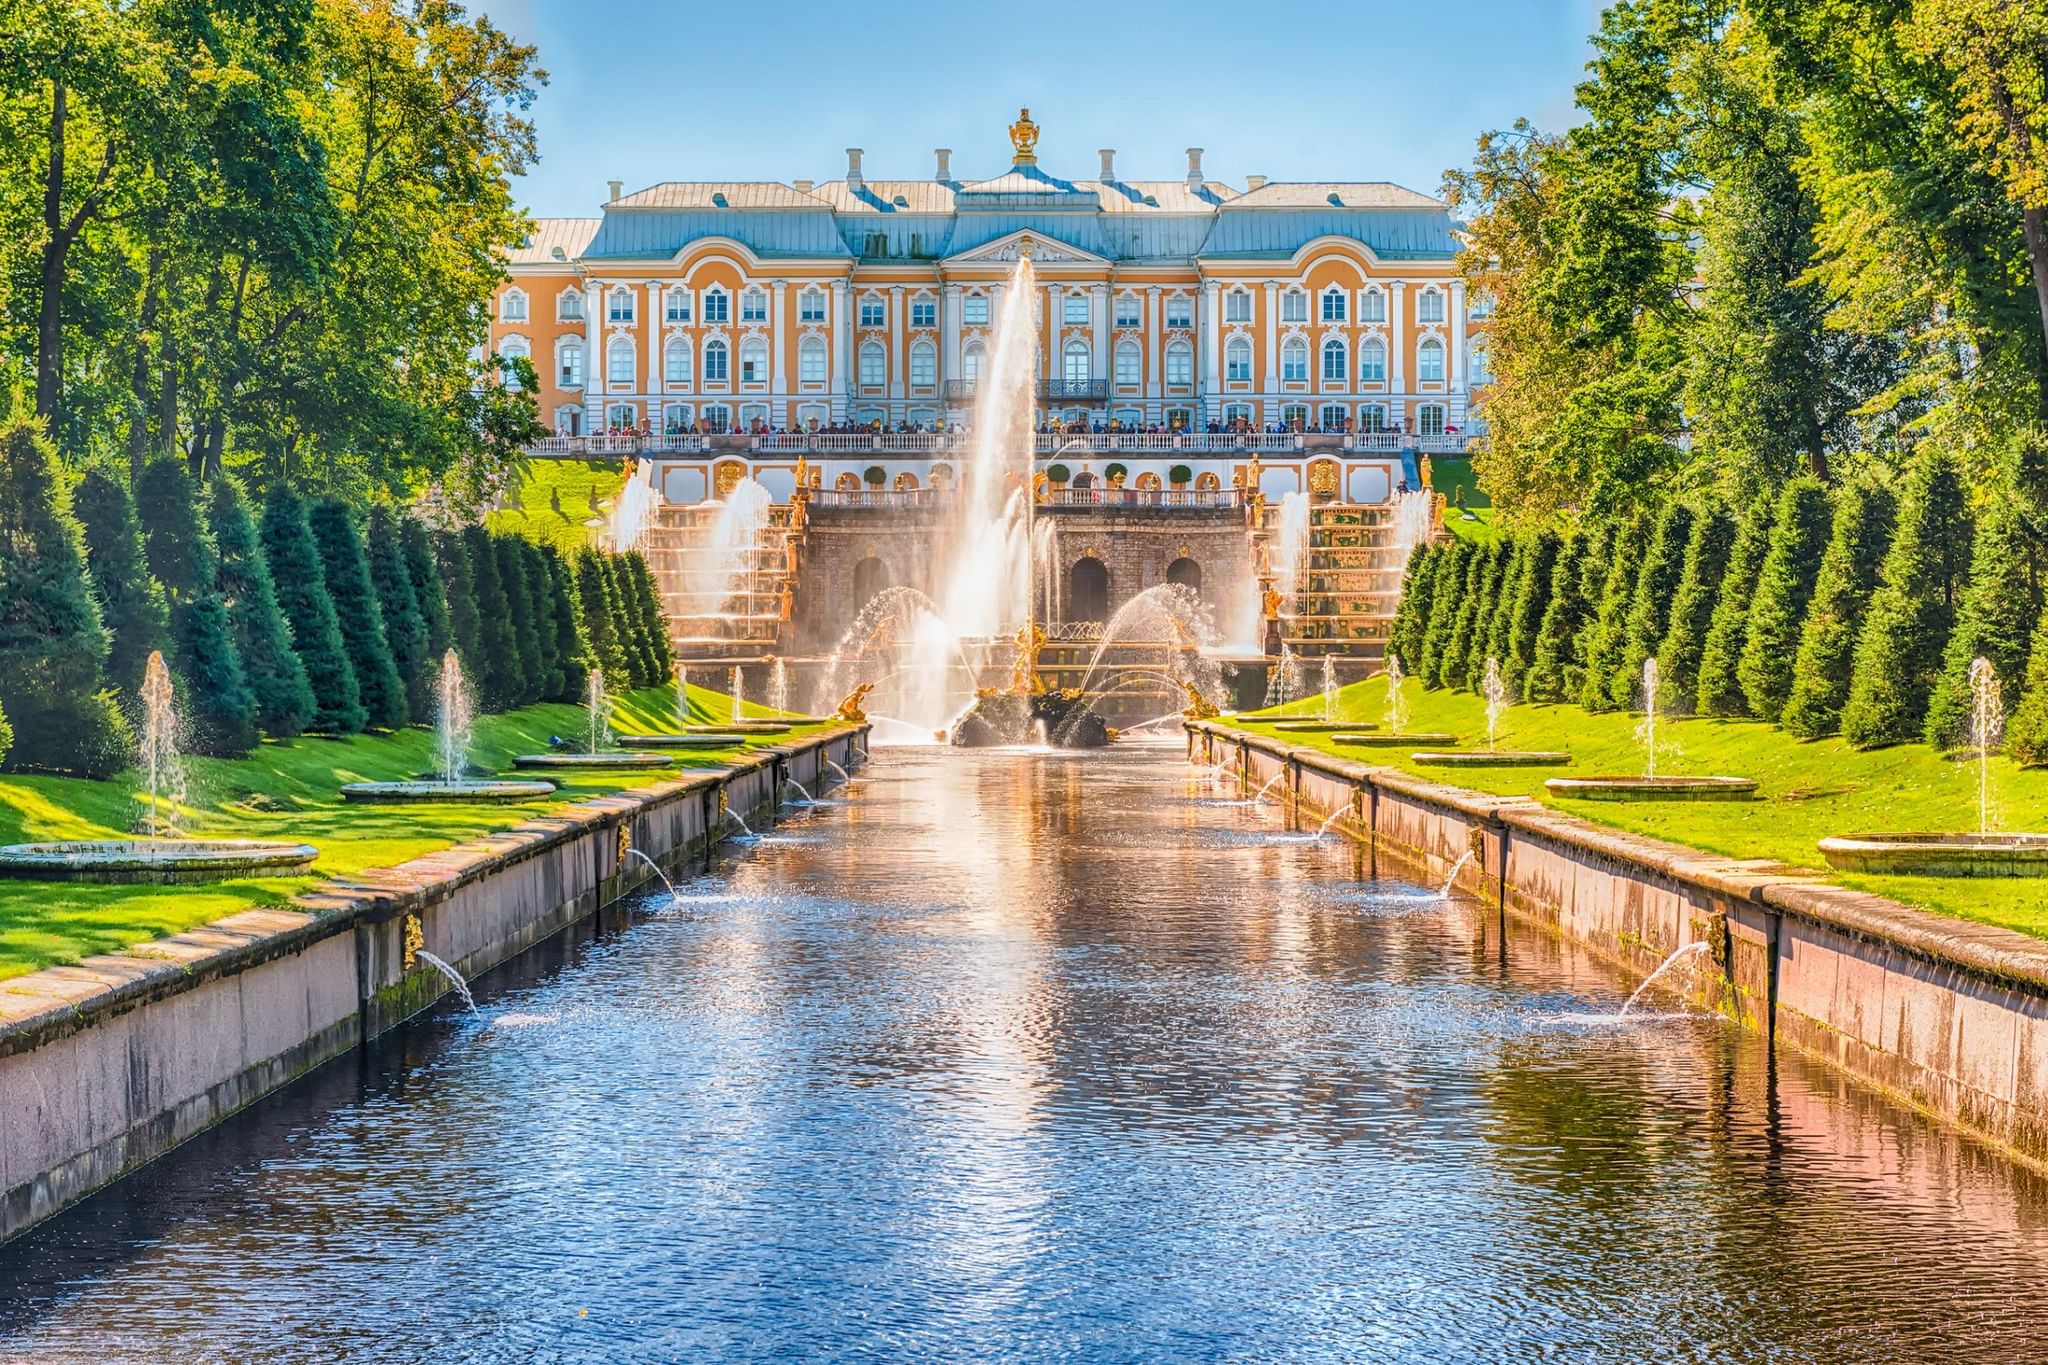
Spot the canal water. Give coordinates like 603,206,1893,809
5,742,2048,1361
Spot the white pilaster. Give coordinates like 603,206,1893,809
888,286,904,401
583,280,603,412
1146,287,1162,401
1263,281,1278,391
646,282,663,400
1202,280,1221,399
1389,280,1408,399
771,281,787,397
1091,284,1109,388
831,280,851,415
942,283,963,388
1448,280,1465,391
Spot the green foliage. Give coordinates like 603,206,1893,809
1696,490,1779,717
574,549,631,687
1445,540,1508,692
1389,544,1438,673
435,531,484,678
1503,531,1562,699
1924,497,2042,751
365,508,431,725
309,500,406,731
208,475,312,739
1578,514,1648,713
1737,479,1833,723
0,413,129,777
262,487,362,734
1782,481,1898,739
72,466,168,701
605,554,656,688
1482,535,1530,672
622,553,674,689
134,459,256,756
2007,598,2048,767
514,540,564,701
1842,455,1974,748
494,535,545,707
463,526,520,711
1654,509,1736,715
541,544,588,702
1169,464,1194,486
1525,525,1603,703
1612,502,1695,708
1419,539,1473,686
401,517,452,668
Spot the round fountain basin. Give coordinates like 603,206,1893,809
1545,775,1757,802
618,733,749,749
1412,751,1572,768
1817,832,2048,877
340,780,556,803
687,722,791,736
1333,732,1459,747
1271,721,1375,733
511,752,675,771
0,839,318,885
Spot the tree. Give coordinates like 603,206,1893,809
1419,539,1474,686
1503,531,1562,699
540,544,587,701
622,552,673,688
494,534,544,705
308,500,405,730
400,516,451,668
462,526,520,709
1775,480,1897,738
365,507,430,724
515,539,563,699
1841,455,1975,747
0,411,129,776
1924,496,2042,750
1612,502,1695,708
1526,523,1605,703
262,486,362,734
1578,513,1648,713
1445,540,1509,692
208,474,312,738
574,548,630,686
1696,490,1778,716
1482,535,1531,673
134,458,257,755
2006,596,2048,765
435,529,483,676
1737,479,1832,722
72,465,167,700
1653,508,1735,715
1389,544,1439,672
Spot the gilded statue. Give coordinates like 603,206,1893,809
1010,621,1048,695
1181,682,1220,723
1263,586,1285,620
793,455,810,495
1010,109,1041,165
837,682,876,724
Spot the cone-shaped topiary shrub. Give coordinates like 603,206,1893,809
435,530,483,678
1612,503,1695,709
1482,536,1530,675
135,458,258,756
623,553,674,688
1653,509,1735,715
1923,496,2042,751
73,465,169,701
263,486,362,734
1389,543,1438,672
604,552,656,688
1841,454,1974,748
401,517,451,669
494,534,545,706
208,474,312,739
309,499,406,731
0,412,130,776
575,548,632,686
365,507,431,724
1781,480,1898,739
1696,489,1778,717
1579,513,1648,713
1445,540,1509,692
1737,479,1832,723
463,526,520,711
513,540,563,700
1419,538,1474,687
1525,524,1602,703
1502,531,1561,700
542,544,588,701
2004,597,2048,766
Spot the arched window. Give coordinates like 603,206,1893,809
498,336,529,390
1225,337,1252,382
605,334,635,387
799,288,827,323
909,340,936,388
1165,340,1194,386
555,405,583,436
852,557,890,606
1281,336,1308,383
1320,287,1347,323
740,337,767,384
799,337,827,384
1360,288,1386,323
1418,288,1445,323
664,336,690,386
1359,337,1387,383
1322,337,1347,383
1281,288,1308,323
557,338,583,389
703,338,728,383
1068,557,1110,623
1062,339,1090,388
859,341,886,388
557,288,584,322
1470,342,1491,385
962,342,985,392
664,288,691,323
663,402,692,433
1418,337,1446,383
740,287,768,323
499,288,528,322
1115,340,1141,387
1361,403,1389,432
1166,558,1202,593
607,402,636,428
1417,403,1447,436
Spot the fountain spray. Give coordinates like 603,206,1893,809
731,666,745,725
675,662,691,730
1321,656,1339,723
1636,658,1660,779
434,650,473,782
1970,656,2003,836
137,651,183,836
1385,653,1409,734
1483,657,1507,753
770,658,791,714
585,669,608,754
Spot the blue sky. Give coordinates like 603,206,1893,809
480,0,1603,218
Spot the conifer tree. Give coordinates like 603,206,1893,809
1389,543,1438,671
1841,455,1974,748
135,458,258,756
262,486,363,733
310,499,406,731
463,526,520,709
0,698,10,768
1696,490,1778,717
1924,497,2042,750
1482,535,1530,674
0,412,129,776
365,507,431,724
1782,481,1897,739
1503,530,1561,699
72,465,168,700
1419,538,1474,686
1654,509,1735,715
1445,540,1508,692
208,475,313,738
1578,513,1648,712
435,530,483,675
1737,479,1832,723
575,548,632,685
2005,598,2048,766
604,552,656,687
541,544,588,700
494,534,545,705
1525,524,1602,703
513,540,562,699
401,517,452,667
623,553,674,688
1612,503,1695,709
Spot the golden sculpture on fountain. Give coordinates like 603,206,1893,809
837,683,876,724
1181,682,1220,723
1010,621,1049,695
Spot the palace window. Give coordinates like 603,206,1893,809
1281,288,1307,323
1322,338,1347,383
606,335,635,387
1359,337,1387,383
1470,343,1491,385
910,340,936,388
1281,336,1308,383
702,288,729,324
1418,337,1445,382
498,336,529,389
799,337,827,384
1468,291,1495,319
859,341,885,387
799,288,827,323
962,293,990,326
1281,404,1308,430
1360,288,1386,323
1417,403,1447,436
1418,288,1445,323
557,339,583,389
742,402,767,428
703,338,729,383
962,342,985,391
1321,404,1348,430
741,288,767,323
702,404,730,431
557,288,584,322
664,337,691,386
740,337,767,383
1116,293,1141,328
664,403,692,433
499,288,528,323
1223,403,1253,426
1062,339,1090,387
1321,288,1347,323
1165,340,1193,386
556,405,583,436
665,288,691,324
859,295,886,328
1225,337,1252,382
1063,292,1090,325
1115,340,1141,387
607,403,637,428
1224,289,1252,323
911,297,936,329
607,289,636,325
1165,295,1193,329
1361,403,1389,432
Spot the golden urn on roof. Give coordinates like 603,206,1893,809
1009,107,1040,165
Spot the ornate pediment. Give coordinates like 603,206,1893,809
946,230,1106,267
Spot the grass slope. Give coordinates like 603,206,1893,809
484,458,630,552
1429,457,1501,544
1237,677,2048,940
0,682,828,981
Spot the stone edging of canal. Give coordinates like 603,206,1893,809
1192,719,2048,1175
0,726,868,1245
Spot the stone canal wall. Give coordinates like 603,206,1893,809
0,728,866,1245
1193,721,2048,1172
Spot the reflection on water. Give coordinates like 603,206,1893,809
4,745,2048,1361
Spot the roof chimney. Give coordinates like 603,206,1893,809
934,148,952,182
794,178,814,194
1185,148,1204,189
1245,174,1267,191
846,148,864,191
606,178,623,203
1099,149,1116,181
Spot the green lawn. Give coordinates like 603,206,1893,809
484,457,631,552
1428,457,1501,544
0,682,830,982
1234,678,2048,941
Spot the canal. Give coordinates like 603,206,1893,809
4,742,2048,1360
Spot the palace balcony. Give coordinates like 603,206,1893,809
1035,433,1306,454
1344,432,1468,453
804,486,1246,511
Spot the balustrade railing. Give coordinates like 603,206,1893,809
527,434,709,456
1039,487,1245,509
1032,433,1306,454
